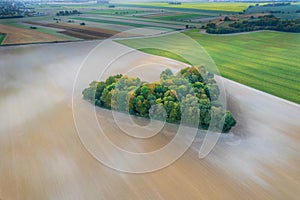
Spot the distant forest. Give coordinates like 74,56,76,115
82,66,236,133
206,15,300,34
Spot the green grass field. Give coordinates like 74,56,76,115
98,14,196,26
123,2,254,12
141,48,191,64
118,30,300,104
0,34,6,44
72,17,149,28
149,13,212,21
83,9,144,15
72,17,176,29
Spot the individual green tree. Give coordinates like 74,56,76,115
222,111,236,133
154,84,166,98
181,94,199,126
105,74,122,85
82,81,97,102
193,81,204,89
199,98,211,129
95,82,107,101
147,94,156,105
127,91,136,114
140,85,151,97
164,100,180,122
206,83,220,101
100,83,116,108
160,69,173,80
112,90,128,111
180,66,204,83
133,95,150,117
149,103,166,120
209,106,225,131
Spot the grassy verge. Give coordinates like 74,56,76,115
117,30,300,104
150,13,212,21
140,48,191,64
0,34,6,44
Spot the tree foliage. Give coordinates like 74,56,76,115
82,66,236,133
206,15,300,34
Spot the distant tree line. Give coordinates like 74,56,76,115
206,15,300,34
248,2,291,10
56,10,81,16
260,2,291,7
82,66,236,133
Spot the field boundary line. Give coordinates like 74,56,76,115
216,75,300,107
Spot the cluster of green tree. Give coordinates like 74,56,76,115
206,15,300,34
56,10,81,16
82,66,236,133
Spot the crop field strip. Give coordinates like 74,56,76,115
118,31,300,104
147,13,214,21
117,2,253,13
195,31,300,102
5,22,80,41
0,24,68,45
71,17,182,30
71,17,149,28
75,15,187,29
82,9,146,15
187,31,300,103
37,6,198,26
88,14,199,26
25,21,121,40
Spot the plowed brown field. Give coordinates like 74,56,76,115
0,24,67,45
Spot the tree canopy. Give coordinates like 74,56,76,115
206,15,300,34
82,66,236,133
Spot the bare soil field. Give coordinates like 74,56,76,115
0,40,299,200
0,24,67,45
26,21,121,40
70,20,134,32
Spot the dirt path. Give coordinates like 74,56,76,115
0,40,299,200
